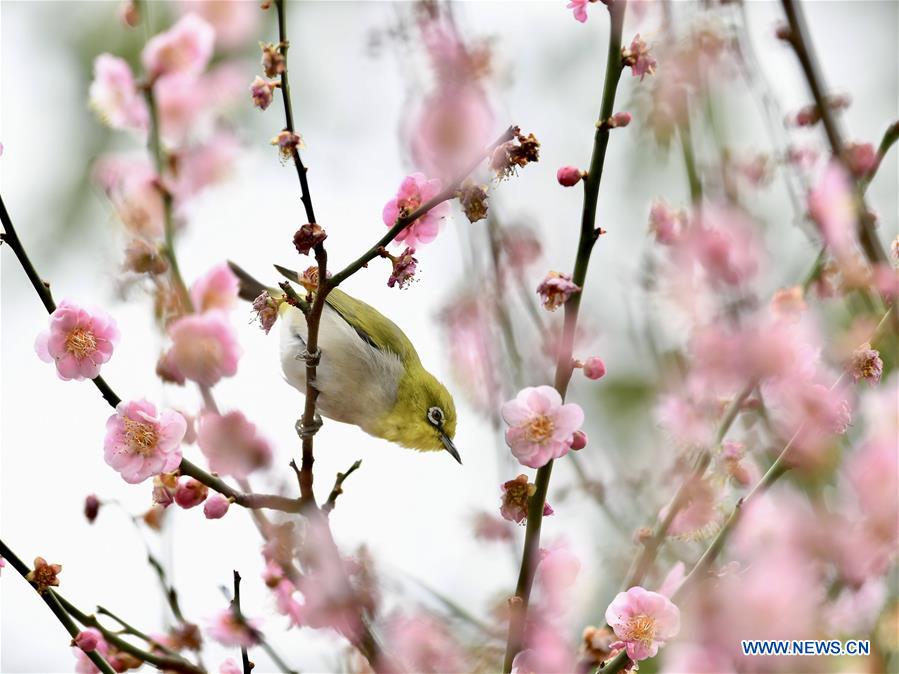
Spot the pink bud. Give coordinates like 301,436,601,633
174,477,208,509
203,493,231,520
74,629,101,652
609,111,632,128
570,430,588,451
556,166,583,187
84,494,101,524
583,356,606,380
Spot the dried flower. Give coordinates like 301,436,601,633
500,474,554,524
581,625,618,666
386,247,419,289
249,75,278,110
490,129,540,179
622,34,657,80
123,238,168,275
104,400,186,484
34,300,120,381
502,386,585,468
537,271,581,311
382,173,450,248
203,493,231,519
260,42,285,78
605,586,680,661
556,166,584,187
84,494,101,524
26,557,62,594
293,223,328,255
458,181,489,223
252,292,280,334
271,130,305,162
850,343,883,384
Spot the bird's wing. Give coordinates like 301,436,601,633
324,288,421,366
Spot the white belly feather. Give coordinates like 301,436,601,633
279,304,404,434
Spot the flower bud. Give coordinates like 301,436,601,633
293,223,327,255
582,356,606,380
570,430,588,451
174,477,208,509
203,493,231,519
84,494,101,524
608,111,632,128
556,166,584,187
73,629,101,652
249,76,278,111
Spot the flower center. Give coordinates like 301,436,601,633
623,614,656,646
398,194,423,216
525,414,554,443
65,327,97,359
123,417,159,455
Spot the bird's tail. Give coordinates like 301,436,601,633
227,261,271,302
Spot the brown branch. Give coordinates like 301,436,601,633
322,459,363,514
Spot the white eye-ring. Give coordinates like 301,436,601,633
427,407,444,426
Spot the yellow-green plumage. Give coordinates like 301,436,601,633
231,261,458,460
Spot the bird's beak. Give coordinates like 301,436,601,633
440,432,462,465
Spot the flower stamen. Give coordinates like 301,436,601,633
65,328,98,359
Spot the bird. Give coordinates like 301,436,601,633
228,261,461,463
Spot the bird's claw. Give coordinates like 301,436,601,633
295,415,323,438
296,347,321,366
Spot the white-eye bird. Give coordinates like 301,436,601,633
228,262,461,463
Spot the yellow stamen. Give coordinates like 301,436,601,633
123,417,159,455
65,327,97,359
525,414,554,443
623,614,656,646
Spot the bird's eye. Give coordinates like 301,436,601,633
427,406,444,426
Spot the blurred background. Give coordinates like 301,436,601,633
1,1,896,673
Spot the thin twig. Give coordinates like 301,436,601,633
322,460,363,514
233,571,252,674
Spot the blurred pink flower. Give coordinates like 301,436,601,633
177,0,260,49
649,201,683,245
72,628,110,674
536,272,581,311
566,0,590,23
622,34,657,80
658,478,720,540
93,156,165,239
88,54,149,132
154,72,209,147
556,165,583,186
848,343,883,384
73,630,100,652
382,613,468,674
502,386,584,468
35,301,119,381
846,438,898,546
197,410,273,479
190,263,239,313
170,132,240,199
273,579,304,627
513,623,576,674
660,644,735,674
844,142,877,178
382,173,449,248
438,295,502,411
682,204,760,286
767,380,852,463
218,659,242,674
825,579,887,637
104,399,186,484
409,87,494,181
536,543,581,614
142,13,215,80
502,225,542,270
165,311,241,387
472,512,513,542
808,162,857,259
207,608,259,648
605,586,680,661
174,476,208,508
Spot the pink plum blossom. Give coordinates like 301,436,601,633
382,173,450,249
73,630,100,652
35,301,120,381
605,586,680,662
92,156,164,239
190,263,239,313
88,54,149,132
207,608,260,648
537,272,581,311
502,386,584,468
622,34,657,80
203,493,230,519
165,311,241,387
218,659,242,674
556,166,583,186
169,132,240,200
197,411,272,479
104,400,186,484
582,356,606,380
566,0,591,23
272,578,304,627
649,201,683,244
683,204,760,286
381,613,468,674
174,476,208,508
177,0,260,49
154,72,210,146
142,13,215,80
249,76,277,110
71,628,110,673
808,162,857,259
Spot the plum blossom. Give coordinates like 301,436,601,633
164,312,241,387
381,613,468,674
386,247,419,289
537,272,581,311
382,173,450,249
605,586,680,662
502,386,584,468
190,263,239,313
218,659,242,674
177,0,260,49
271,130,304,161
35,301,120,381
249,75,278,110
197,411,272,479
92,156,164,239
622,34,657,80
649,201,683,244
556,165,583,186
582,356,606,380
566,0,591,23
500,474,554,524
104,400,186,484
26,557,62,593
142,13,215,80
252,292,280,334
88,54,149,132
849,343,883,384
683,204,760,286
207,608,260,648
808,162,857,259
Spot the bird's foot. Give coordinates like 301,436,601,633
295,415,323,438
297,347,321,366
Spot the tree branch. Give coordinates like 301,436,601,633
321,459,363,514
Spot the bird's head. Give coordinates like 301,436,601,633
373,366,460,463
